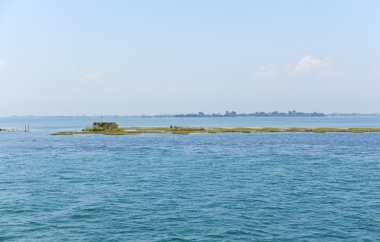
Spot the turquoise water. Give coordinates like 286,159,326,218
1,116,380,241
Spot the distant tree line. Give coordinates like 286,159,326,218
146,110,326,118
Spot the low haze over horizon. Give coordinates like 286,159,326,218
1,0,379,116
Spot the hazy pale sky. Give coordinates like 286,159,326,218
0,0,379,115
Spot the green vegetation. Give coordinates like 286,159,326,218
84,122,119,132
346,128,380,133
51,124,380,136
0,128,16,132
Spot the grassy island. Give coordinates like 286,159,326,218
51,123,380,135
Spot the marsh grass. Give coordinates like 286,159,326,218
51,126,380,135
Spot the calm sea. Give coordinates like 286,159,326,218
1,116,380,241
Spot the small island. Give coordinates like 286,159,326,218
51,122,380,135
0,128,15,132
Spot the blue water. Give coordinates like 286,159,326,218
1,116,380,241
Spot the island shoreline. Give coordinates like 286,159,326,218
51,126,380,135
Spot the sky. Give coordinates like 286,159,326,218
0,0,379,115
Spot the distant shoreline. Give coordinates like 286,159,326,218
1,111,379,118
142,112,380,118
